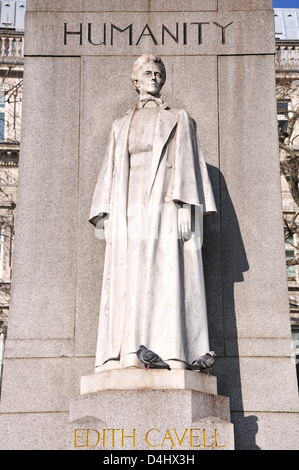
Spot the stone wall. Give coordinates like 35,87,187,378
0,0,298,450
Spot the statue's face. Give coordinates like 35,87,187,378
134,62,164,95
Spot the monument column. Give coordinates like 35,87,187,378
0,0,298,450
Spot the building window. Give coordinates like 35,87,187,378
286,249,296,281
0,112,5,142
292,329,299,388
278,100,290,137
0,229,3,281
0,85,5,108
0,84,5,142
285,233,298,282
292,329,299,351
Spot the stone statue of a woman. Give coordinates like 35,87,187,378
89,54,217,371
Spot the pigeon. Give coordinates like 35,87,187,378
137,345,171,370
191,351,216,371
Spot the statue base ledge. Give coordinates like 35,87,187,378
80,368,217,395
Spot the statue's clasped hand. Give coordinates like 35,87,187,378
178,205,191,242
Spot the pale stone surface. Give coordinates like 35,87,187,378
149,0,218,11
80,369,218,395
219,0,273,10
0,412,69,450
26,0,218,12
67,388,234,450
166,56,223,357
4,338,74,358
73,57,133,358
24,10,275,57
0,357,93,413
218,54,294,343
231,411,299,451
7,57,81,342
26,0,273,13
225,337,294,357
67,415,234,450
26,0,151,12
70,389,231,424
215,357,299,413
0,0,297,452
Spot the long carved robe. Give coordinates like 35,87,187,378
89,105,217,370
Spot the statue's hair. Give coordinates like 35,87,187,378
131,54,166,93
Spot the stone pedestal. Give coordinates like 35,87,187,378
67,370,234,450
80,368,218,394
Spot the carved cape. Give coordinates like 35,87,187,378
89,106,217,369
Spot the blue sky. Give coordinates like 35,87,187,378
273,0,299,7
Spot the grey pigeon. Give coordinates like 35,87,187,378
137,345,171,370
191,351,216,371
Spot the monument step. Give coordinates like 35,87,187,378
80,369,218,395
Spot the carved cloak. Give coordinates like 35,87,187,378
89,106,217,369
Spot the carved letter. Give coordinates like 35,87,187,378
74,429,86,448
64,23,83,46
162,23,179,45
215,429,226,448
174,428,188,446
87,429,101,448
111,24,133,46
183,22,188,45
107,429,121,447
190,429,202,448
136,24,158,46
161,430,176,447
88,23,106,45
145,429,160,447
213,21,234,44
122,429,137,447
203,429,214,448
190,22,209,44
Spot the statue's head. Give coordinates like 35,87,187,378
131,54,166,95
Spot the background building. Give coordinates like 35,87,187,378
0,0,25,391
275,7,299,382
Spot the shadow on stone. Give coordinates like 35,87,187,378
203,166,261,450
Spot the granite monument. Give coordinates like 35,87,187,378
0,0,297,451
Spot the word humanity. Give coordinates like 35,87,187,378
64,21,234,46
74,428,226,449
